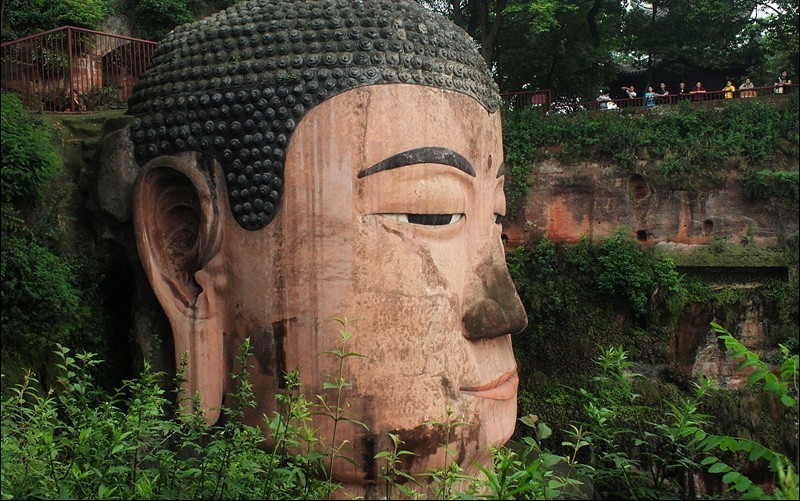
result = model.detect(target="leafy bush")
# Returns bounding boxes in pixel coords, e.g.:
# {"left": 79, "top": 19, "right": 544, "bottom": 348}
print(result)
{"left": 1, "top": 342, "right": 333, "bottom": 500}
{"left": 1, "top": 0, "right": 112, "bottom": 39}
{"left": 563, "top": 339, "right": 798, "bottom": 499}
{"left": 1, "top": 93, "right": 107, "bottom": 387}
{"left": 501, "top": 94, "right": 799, "bottom": 216}
{"left": 1, "top": 93, "right": 62, "bottom": 205}
{"left": 123, "top": 0, "right": 238, "bottom": 41}
{"left": 741, "top": 169, "right": 800, "bottom": 203}
{"left": 2, "top": 332, "right": 797, "bottom": 500}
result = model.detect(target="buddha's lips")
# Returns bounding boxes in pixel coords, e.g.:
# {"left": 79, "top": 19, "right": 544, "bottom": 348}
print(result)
{"left": 460, "top": 368, "right": 519, "bottom": 400}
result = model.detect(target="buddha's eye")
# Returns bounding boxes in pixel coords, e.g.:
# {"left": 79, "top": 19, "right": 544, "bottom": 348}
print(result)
{"left": 381, "top": 213, "right": 463, "bottom": 226}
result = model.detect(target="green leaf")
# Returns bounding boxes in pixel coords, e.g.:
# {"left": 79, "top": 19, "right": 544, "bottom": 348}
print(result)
{"left": 733, "top": 475, "right": 754, "bottom": 492}
{"left": 519, "top": 414, "right": 538, "bottom": 429}
{"left": 537, "top": 422, "right": 552, "bottom": 440}
{"left": 748, "top": 446, "right": 767, "bottom": 461}
{"left": 722, "top": 471, "right": 740, "bottom": 484}
{"left": 746, "top": 369, "right": 768, "bottom": 385}
{"left": 541, "top": 453, "right": 562, "bottom": 468}
{"left": 708, "top": 462, "right": 729, "bottom": 474}
{"left": 721, "top": 437, "right": 741, "bottom": 452}
{"left": 780, "top": 395, "right": 796, "bottom": 407}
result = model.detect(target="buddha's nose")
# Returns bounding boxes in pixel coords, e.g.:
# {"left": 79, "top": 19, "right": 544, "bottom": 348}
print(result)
{"left": 462, "top": 253, "right": 528, "bottom": 340}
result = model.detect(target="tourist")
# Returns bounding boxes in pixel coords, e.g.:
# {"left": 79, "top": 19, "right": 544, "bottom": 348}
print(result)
{"left": 597, "top": 89, "right": 615, "bottom": 109}
{"left": 722, "top": 80, "right": 736, "bottom": 99}
{"left": 678, "top": 81, "right": 690, "bottom": 101}
{"left": 657, "top": 82, "right": 670, "bottom": 104}
{"left": 645, "top": 86, "right": 657, "bottom": 107}
{"left": 690, "top": 81, "right": 707, "bottom": 101}
{"left": 774, "top": 70, "right": 792, "bottom": 94}
{"left": 622, "top": 85, "right": 637, "bottom": 99}
{"left": 739, "top": 77, "right": 756, "bottom": 98}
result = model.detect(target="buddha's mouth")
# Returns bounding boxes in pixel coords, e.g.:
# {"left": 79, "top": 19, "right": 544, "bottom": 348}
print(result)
{"left": 460, "top": 368, "right": 518, "bottom": 401}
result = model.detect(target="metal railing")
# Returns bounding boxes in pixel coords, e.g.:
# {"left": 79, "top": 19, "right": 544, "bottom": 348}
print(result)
{"left": 581, "top": 84, "right": 798, "bottom": 112}
{"left": 500, "top": 89, "right": 551, "bottom": 111}
{"left": 499, "top": 84, "right": 796, "bottom": 114}
{"left": 1, "top": 26, "right": 158, "bottom": 113}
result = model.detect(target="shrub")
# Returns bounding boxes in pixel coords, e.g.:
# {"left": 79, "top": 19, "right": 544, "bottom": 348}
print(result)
{"left": 500, "top": 94, "right": 799, "bottom": 207}
{"left": 0, "top": 342, "right": 334, "bottom": 500}
{"left": 1, "top": 0, "right": 112, "bottom": 39}
{"left": 1, "top": 93, "right": 107, "bottom": 389}
{"left": 1, "top": 93, "right": 62, "bottom": 206}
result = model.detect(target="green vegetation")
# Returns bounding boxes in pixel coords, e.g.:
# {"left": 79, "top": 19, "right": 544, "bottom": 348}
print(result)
{"left": 1, "top": 342, "right": 334, "bottom": 499}
{"left": 1, "top": 94, "right": 62, "bottom": 205}
{"left": 3, "top": 330, "right": 796, "bottom": 499}
{"left": 1, "top": 93, "right": 111, "bottom": 388}
{"left": 123, "top": 0, "right": 237, "bottom": 41}
{"left": 0, "top": 0, "right": 238, "bottom": 41}
{"left": 1, "top": 0, "right": 112, "bottom": 39}
{"left": 502, "top": 94, "right": 800, "bottom": 217}
{"left": 507, "top": 230, "right": 690, "bottom": 385}
{"left": 507, "top": 228, "right": 799, "bottom": 494}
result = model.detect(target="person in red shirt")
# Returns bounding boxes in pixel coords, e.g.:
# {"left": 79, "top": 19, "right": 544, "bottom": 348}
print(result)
{"left": 690, "top": 81, "right": 706, "bottom": 101}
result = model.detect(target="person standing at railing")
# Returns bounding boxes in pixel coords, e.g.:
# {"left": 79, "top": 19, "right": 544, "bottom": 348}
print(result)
{"left": 678, "top": 81, "right": 690, "bottom": 101}
{"left": 690, "top": 81, "right": 706, "bottom": 101}
{"left": 722, "top": 80, "right": 736, "bottom": 99}
{"left": 657, "top": 82, "right": 670, "bottom": 104}
{"left": 597, "top": 89, "right": 615, "bottom": 110}
{"left": 622, "top": 85, "right": 637, "bottom": 106}
{"left": 774, "top": 70, "right": 792, "bottom": 94}
{"left": 739, "top": 78, "right": 756, "bottom": 98}
{"left": 645, "top": 86, "right": 657, "bottom": 107}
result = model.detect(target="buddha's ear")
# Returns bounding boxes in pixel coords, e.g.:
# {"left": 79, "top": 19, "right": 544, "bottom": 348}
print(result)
{"left": 132, "top": 153, "right": 225, "bottom": 424}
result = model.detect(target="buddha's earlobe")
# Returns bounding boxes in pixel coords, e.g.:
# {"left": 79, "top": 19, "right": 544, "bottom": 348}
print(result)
{"left": 133, "top": 153, "right": 225, "bottom": 424}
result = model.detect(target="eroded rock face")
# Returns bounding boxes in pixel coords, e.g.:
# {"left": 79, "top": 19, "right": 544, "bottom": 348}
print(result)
{"left": 504, "top": 159, "right": 798, "bottom": 248}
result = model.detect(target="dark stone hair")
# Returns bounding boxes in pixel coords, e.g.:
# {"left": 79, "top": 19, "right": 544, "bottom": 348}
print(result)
{"left": 128, "top": 0, "right": 500, "bottom": 230}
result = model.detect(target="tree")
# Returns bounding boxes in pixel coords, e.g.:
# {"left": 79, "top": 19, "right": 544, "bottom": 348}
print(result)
{"left": 621, "top": 0, "right": 771, "bottom": 89}
{"left": 750, "top": 0, "right": 799, "bottom": 80}
{"left": 1, "top": 0, "right": 112, "bottom": 41}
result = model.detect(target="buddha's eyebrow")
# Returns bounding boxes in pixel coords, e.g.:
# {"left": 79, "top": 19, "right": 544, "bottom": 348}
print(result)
{"left": 357, "top": 146, "right": 476, "bottom": 178}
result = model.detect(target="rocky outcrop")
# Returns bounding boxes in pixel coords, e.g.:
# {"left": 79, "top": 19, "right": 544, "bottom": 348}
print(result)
{"left": 503, "top": 158, "right": 798, "bottom": 248}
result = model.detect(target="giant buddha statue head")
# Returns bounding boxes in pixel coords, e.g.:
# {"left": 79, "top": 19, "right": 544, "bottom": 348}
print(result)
{"left": 126, "top": 0, "right": 527, "bottom": 496}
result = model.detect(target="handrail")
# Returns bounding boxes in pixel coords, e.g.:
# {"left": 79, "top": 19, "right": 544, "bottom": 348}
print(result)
{"left": 1, "top": 26, "right": 158, "bottom": 113}
{"left": 500, "top": 84, "right": 797, "bottom": 114}
{"left": 500, "top": 89, "right": 551, "bottom": 111}
{"left": 566, "top": 84, "right": 797, "bottom": 113}
{"left": 1, "top": 25, "right": 156, "bottom": 47}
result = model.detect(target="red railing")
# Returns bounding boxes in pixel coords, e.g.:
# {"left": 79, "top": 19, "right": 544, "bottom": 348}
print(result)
{"left": 500, "top": 89, "right": 551, "bottom": 111}
{"left": 1, "top": 26, "right": 158, "bottom": 113}
{"left": 581, "top": 84, "right": 798, "bottom": 112}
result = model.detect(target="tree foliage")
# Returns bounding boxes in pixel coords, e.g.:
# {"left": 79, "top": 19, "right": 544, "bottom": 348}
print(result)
{"left": 2, "top": 0, "right": 797, "bottom": 97}
{"left": 1, "top": 93, "right": 107, "bottom": 381}
{"left": 0, "top": 0, "right": 112, "bottom": 40}
{"left": 417, "top": 0, "right": 797, "bottom": 99}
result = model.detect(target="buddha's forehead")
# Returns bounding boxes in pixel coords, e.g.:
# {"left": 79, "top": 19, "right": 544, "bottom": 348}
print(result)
{"left": 128, "top": 0, "right": 501, "bottom": 230}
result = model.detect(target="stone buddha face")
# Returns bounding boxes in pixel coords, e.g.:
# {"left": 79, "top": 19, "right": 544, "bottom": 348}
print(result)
{"left": 126, "top": 0, "right": 527, "bottom": 496}
{"left": 133, "top": 82, "right": 526, "bottom": 494}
